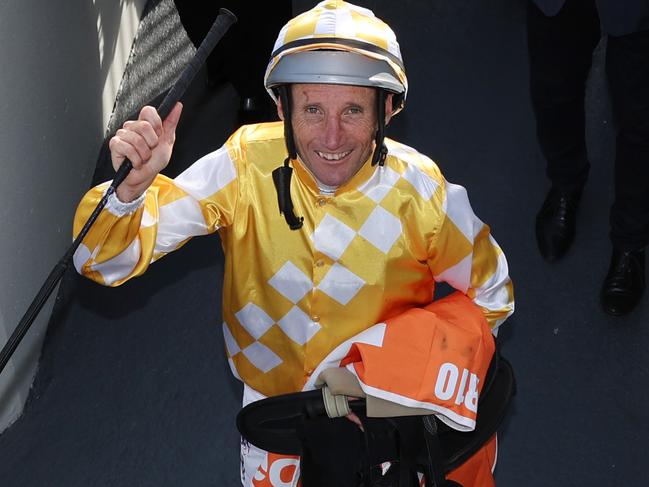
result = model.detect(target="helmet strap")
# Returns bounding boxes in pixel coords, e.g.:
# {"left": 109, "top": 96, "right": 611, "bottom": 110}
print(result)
{"left": 371, "top": 89, "right": 388, "bottom": 167}
{"left": 273, "top": 86, "right": 304, "bottom": 230}
{"left": 279, "top": 85, "right": 298, "bottom": 160}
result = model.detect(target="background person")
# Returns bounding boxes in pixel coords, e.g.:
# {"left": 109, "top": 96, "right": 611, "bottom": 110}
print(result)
{"left": 527, "top": 0, "right": 649, "bottom": 315}
{"left": 173, "top": 0, "right": 292, "bottom": 124}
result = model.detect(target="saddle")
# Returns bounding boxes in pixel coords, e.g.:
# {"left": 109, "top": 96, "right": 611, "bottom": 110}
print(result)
{"left": 237, "top": 348, "right": 516, "bottom": 487}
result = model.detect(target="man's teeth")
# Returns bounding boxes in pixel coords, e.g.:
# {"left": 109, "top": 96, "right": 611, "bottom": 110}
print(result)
{"left": 316, "top": 150, "right": 351, "bottom": 161}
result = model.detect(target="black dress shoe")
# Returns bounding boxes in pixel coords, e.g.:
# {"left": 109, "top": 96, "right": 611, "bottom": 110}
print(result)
{"left": 600, "top": 249, "right": 646, "bottom": 316}
{"left": 535, "top": 188, "right": 581, "bottom": 262}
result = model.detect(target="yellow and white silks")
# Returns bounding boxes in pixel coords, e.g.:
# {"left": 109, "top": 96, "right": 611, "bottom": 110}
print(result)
{"left": 74, "top": 121, "right": 513, "bottom": 398}
{"left": 74, "top": 121, "right": 513, "bottom": 485}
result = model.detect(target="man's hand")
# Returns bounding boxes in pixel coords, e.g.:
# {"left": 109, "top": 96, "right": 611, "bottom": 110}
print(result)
{"left": 346, "top": 411, "right": 364, "bottom": 431}
{"left": 108, "top": 102, "right": 183, "bottom": 202}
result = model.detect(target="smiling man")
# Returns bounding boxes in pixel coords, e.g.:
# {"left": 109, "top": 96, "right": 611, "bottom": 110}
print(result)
{"left": 73, "top": 1, "right": 514, "bottom": 486}
{"left": 280, "top": 83, "right": 390, "bottom": 188}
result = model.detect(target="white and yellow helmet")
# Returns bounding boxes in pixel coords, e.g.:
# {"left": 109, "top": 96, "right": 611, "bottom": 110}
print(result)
{"left": 267, "top": 1, "right": 408, "bottom": 231}
{"left": 264, "top": 0, "right": 408, "bottom": 114}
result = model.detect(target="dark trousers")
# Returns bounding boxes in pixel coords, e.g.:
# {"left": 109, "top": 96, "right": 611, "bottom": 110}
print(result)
{"left": 174, "top": 1, "right": 292, "bottom": 99}
{"left": 527, "top": 0, "right": 649, "bottom": 250}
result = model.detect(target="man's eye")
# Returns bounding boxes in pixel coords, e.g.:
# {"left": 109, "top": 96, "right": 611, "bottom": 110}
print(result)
{"left": 306, "top": 107, "right": 319, "bottom": 114}
{"left": 347, "top": 107, "right": 362, "bottom": 115}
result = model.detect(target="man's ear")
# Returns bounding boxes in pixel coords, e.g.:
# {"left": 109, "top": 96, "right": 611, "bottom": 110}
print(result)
{"left": 276, "top": 95, "right": 285, "bottom": 121}
{"left": 384, "top": 93, "right": 395, "bottom": 125}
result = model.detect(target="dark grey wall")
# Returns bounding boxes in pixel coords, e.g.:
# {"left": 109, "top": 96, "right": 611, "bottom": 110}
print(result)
{"left": 0, "top": 0, "right": 144, "bottom": 432}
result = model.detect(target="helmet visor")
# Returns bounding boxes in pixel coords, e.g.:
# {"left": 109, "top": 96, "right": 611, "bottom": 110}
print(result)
{"left": 266, "top": 50, "right": 404, "bottom": 94}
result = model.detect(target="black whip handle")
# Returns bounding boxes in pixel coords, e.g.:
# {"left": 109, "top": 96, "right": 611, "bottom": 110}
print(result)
{"left": 111, "top": 8, "right": 237, "bottom": 190}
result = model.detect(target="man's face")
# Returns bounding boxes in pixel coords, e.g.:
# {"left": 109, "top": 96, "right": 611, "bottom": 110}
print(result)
{"left": 278, "top": 83, "right": 392, "bottom": 187}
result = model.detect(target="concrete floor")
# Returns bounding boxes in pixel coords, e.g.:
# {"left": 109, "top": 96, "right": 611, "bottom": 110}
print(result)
{"left": 0, "top": 1, "right": 647, "bottom": 486}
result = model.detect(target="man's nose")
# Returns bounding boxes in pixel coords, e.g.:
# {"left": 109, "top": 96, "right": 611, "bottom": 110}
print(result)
{"left": 323, "top": 115, "right": 343, "bottom": 149}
